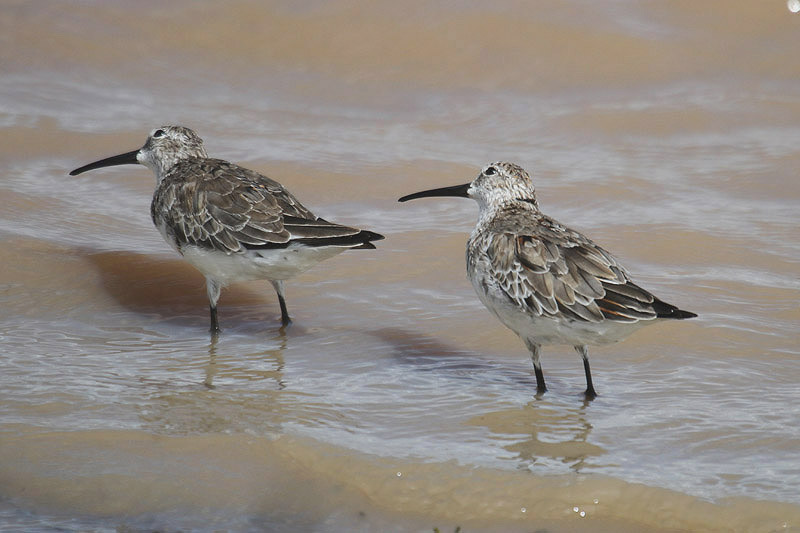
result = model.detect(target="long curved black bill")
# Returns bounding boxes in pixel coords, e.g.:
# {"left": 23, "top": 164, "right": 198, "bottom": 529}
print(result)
{"left": 398, "top": 183, "right": 471, "bottom": 202}
{"left": 69, "top": 149, "right": 140, "bottom": 176}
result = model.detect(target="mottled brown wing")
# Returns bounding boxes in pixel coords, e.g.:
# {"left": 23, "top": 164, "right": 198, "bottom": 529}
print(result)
{"left": 485, "top": 209, "right": 659, "bottom": 323}
{"left": 151, "top": 158, "right": 380, "bottom": 254}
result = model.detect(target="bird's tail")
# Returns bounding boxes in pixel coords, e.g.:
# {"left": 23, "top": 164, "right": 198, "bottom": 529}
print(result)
{"left": 350, "top": 230, "right": 384, "bottom": 249}
{"left": 653, "top": 298, "right": 697, "bottom": 319}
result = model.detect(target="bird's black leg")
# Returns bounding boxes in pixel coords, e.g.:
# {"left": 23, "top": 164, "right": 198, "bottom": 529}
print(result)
{"left": 277, "top": 294, "right": 291, "bottom": 327}
{"left": 534, "top": 363, "right": 547, "bottom": 395}
{"left": 206, "top": 277, "right": 223, "bottom": 334}
{"left": 209, "top": 305, "right": 220, "bottom": 335}
{"left": 271, "top": 280, "right": 292, "bottom": 327}
{"left": 575, "top": 345, "right": 597, "bottom": 400}
{"left": 525, "top": 339, "right": 547, "bottom": 395}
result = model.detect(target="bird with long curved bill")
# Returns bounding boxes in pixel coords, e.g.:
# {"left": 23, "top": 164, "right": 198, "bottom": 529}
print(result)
{"left": 71, "top": 126, "right": 383, "bottom": 333}
{"left": 399, "top": 162, "right": 696, "bottom": 399}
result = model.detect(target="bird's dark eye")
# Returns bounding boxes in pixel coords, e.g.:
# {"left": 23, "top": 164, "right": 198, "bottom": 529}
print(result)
{"left": 485, "top": 166, "right": 497, "bottom": 176}
{"left": 153, "top": 129, "right": 165, "bottom": 138}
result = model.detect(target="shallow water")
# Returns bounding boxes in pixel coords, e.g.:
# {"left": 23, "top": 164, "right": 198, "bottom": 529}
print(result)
{"left": 1, "top": 1, "right": 799, "bottom": 531}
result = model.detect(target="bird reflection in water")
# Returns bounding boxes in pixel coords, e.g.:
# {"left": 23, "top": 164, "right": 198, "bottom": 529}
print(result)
{"left": 468, "top": 400, "right": 605, "bottom": 473}
{"left": 204, "top": 329, "right": 288, "bottom": 390}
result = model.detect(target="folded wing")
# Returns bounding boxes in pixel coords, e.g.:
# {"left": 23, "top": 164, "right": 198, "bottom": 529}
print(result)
{"left": 484, "top": 209, "right": 662, "bottom": 324}
{"left": 152, "top": 158, "right": 383, "bottom": 254}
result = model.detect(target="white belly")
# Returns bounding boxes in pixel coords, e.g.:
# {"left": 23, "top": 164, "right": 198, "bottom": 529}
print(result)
{"left": 490, "top": 296, "right": 648, "bottom": 346}
{"left": 179, "top": 244, "right": 347, "bottom": 286}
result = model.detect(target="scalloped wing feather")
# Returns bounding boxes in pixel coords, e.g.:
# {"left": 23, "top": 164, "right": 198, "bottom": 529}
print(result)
{"left": 151, "top": 158, "right": 372, "bottom": 255}
{"left": 481, "top": 209, "right": 659, "bottom": 324}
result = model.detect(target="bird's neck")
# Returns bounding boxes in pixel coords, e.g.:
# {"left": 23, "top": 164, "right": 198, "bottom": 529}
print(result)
{"left": 476, "top": 196, "right": 538, "bottom": 225}
{"left": 151, "top": 156, "right": 201, "bottom": 185}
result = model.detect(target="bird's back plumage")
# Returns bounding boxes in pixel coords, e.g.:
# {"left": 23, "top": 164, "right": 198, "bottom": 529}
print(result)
{"left": 469, "top": 202, "right": 695, "bottom": 330}
{"left": 152, "top": 157, "right": 379, "bottom": 255}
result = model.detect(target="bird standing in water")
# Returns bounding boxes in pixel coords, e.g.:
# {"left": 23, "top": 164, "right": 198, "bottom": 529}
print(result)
{"left": 71, "top": 126, "right": 383, "bottom": 333}
{"left": 399, "top": 162, "right": 695, "bottom": 399}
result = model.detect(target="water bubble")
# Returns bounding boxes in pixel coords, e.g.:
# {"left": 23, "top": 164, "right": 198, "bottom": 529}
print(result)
{"left": 789, "top": 0, "right": 800, "bottom": 13}
{"left": 520, "top": 507, "right": 526, "bottom": 513}
{"left": 573, "top": 506, "right": 579, "bottom": 513}
{"left": 593, "top": 499, "right": 599, "bottom": 505}
{"left": 396, "top": 471, "right": 402, "bottom": 477}
{"left": 580, "top": 511, "right": 586, "bottom": 518}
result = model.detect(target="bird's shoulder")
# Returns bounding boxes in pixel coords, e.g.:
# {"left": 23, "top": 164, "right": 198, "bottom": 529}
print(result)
{"left": 158, "top": 158, "right": 316, "bottom": 219}
{"left": 486, "top": 207, "right": 622, "bottom": 274}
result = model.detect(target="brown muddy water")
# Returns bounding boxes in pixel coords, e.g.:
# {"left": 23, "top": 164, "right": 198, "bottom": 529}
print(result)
{"left": 1, "top": 1, "right": 799, "bottom": 532}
